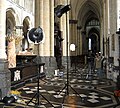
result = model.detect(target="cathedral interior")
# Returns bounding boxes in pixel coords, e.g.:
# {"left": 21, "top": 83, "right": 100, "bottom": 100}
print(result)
{"left": 0, "top": 0, "right": 120, "bottom": 107}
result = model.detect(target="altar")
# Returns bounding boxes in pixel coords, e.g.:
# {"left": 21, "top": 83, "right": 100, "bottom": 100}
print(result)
{"left": 6, "top": 34, "right": 46, "bottom": 88}
{"left": 9, "top": 54, "right": 45, "bottom": 88}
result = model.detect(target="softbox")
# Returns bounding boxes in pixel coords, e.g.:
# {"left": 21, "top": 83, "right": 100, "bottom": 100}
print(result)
{"left": 55, "top": 4, "right": 71, "bottom": 18}
{"left": 28, "top": 26, "right": 44, "bottom": 44}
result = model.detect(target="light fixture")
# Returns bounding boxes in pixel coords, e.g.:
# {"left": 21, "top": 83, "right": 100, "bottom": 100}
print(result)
{"left": 116, "top": 28, "right": 120, "bottom": 34}
{"left": 55, "top": 4, "right": 71, "bottom": 18}
{"left": 27, "top": 26, "right": 45, "bottom": 44}
{"left": 54, "top": 3, "right": 82, "bottom": 105}
{"left": 27, "top": 26, "right": 53, "bottom": 107}
{"left": 70, "top": 44, "right": 75, "bottom": 51}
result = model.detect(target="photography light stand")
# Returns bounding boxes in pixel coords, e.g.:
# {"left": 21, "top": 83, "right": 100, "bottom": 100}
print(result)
{"left": 55, "top": 5, "right": 83, "bottom": 106}
{"left": 26, "top": 27, "right": 54, "bottom": 107}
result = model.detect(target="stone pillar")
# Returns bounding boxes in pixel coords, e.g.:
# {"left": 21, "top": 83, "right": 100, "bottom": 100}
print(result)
{"left": 77, "top": 26, "right": 82, "bottom": 55}
{"left": 0, "top": 1, "right": 6, "bottom": 59}
{"left": 69, "top": 20, "right": 77, "bottom": 54}
{"left": 43, "top": 0, "right": 50, "bottom": 56}
{"left": 35, "top": 0, "right": 44, "bottom": 57}
{"left": 69, "top": 20, "right": 78, "bottom": 66}
{"left": 41, "top": 0, "right": 56, "bottom": 76}
{"left": 42, "top": 0, "right": 50, "bottom": 76}
{"left": 74, "top": 24, "right": 77, "bottom": 54}
{"left": 0, "top": 0, "right": 11, "bottom": 98}
{"left": 50, "top": 0, "right": 54, "bottom": 56}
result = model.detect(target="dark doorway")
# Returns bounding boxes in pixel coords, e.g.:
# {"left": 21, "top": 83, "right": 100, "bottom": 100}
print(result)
{"left": 88, "top": 28, "right": 100, "bottom": 55}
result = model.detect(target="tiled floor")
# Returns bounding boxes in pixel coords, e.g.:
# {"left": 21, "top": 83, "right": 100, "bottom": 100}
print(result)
{"left": 1, "top": 67, "right": 119, "bottom": 108}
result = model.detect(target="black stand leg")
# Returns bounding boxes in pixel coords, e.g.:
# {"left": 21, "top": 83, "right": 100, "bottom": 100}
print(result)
{"left": 56, "top": 11, "right": 84, "bottom": 107}
{"left": 26, "top": 65, "right": 54, "bottom": 107}
{"left": 113, "top": 103, "right": 120, "bottom": 108}
{"left": 26, "top": 43, "right": 54, "bottom": 107}
{"left": 61, "top": 89, "right": 67, "bottom": 107}
{"left": 57, "top": 83, "right": 83, "bottom": 107}
{"left": 58, "top": 83, "right": 82, "bottom": 97}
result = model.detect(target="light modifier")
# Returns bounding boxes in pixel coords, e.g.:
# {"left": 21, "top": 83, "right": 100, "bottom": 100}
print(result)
{"left": 28, "top": 26, "right": 44, "bottom": 44}
{"left": 55, "top": 4, "right": 71, "bottom": 18}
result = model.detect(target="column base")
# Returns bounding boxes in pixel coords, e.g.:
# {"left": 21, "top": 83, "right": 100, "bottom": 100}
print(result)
{"left": 40, "top": 56, "right": 57, "bottom": 77}
{"left": 0, "top": 59, "right": 11, "bottom": 99}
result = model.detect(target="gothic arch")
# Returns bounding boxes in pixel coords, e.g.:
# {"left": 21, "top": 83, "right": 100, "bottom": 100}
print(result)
{"left": 22, "top": 16, "right": 31, "bottom": 51}
{"left": 88, "top": 28, "right": 100, "bottom": 54}
{"left": 23, "top": 16, "right": 31, "bottom": 38}
{"left": 74, "top": 0, "right": 102, "bottom": 56}
{"left": 6, "top": 8, "right": 20, "bottom": 34}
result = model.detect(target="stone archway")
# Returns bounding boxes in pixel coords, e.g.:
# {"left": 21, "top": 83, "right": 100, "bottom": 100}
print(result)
{"left": 22, "top": 17, "right": 30, "bottom": 51}
{"left": 70, "top": 0, "right": 103, "bottom": 56}
{"left": 6, "top": 8, "right": 16, "bottom": 34}
{"left": 6, "top": 8, "right": 16, "bottom": 68}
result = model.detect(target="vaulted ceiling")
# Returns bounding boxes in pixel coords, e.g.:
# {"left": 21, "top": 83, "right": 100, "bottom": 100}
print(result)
{"left": 70, "top": 0, "right": 103, "bottom": 28}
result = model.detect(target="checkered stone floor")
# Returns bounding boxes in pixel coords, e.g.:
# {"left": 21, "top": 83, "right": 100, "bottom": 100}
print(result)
{"left": 16, "top": 76, "right": 116, "bottom": 108}
{"left": 9, "top": 68, "right": 117, "bottom": 108}
{"left": 0, "top": 66, "right": 117, "bottom": 108}
{"left": 18, "top": 85, "right": 114, "bottom": 108}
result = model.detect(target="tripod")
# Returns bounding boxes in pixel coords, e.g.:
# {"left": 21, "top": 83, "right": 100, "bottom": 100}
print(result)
{"left": 26, "top": 44, "right": 54, "bottom": 107}
{"left": 57, "top": 11, "right": 83, "bottom": 106}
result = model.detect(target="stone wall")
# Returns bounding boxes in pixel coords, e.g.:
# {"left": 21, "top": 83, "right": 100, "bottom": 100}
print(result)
{"left": 0, "top": 59, "right": 11, "bottom": 98}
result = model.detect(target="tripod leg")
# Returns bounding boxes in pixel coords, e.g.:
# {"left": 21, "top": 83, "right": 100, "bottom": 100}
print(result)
{"left": 27, "top": 92, "right": 37, "bottom": 105}
{"left": 61, "top": 89, "right": 67, "bottom": 107}
{"left": 69, "top": 85, "right": 82, "bottom": 99}
{"left": 57, "top": 84, "right": 66, "bottom": 95}
{"left": 113, "top": 103, "right": 120, "bottom": 108}
{"left": 39, "top": 93, "right": 54, "bottom": 107}
{"left": 41, "top": 79, "right": 47, "bottom": 84}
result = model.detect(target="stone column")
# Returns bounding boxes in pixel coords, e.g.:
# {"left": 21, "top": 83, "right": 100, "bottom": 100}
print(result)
{"left": 42, "top": 0, "right": 57, "bottom": 76}
{"left": 35, "top": 0, "right": 57, "bottom": 77}
{"left": 50, "top": 0, "right": 54, "bottom": 56}
{"left": 0, "top": 1, "right": 6, "bottom": 59}
{"left": 35, "top": 0, "right": 44, "bottom": 57}
{"left": 43, "top": 0, "right": 50, "bottom": 56}
{"left": 69, "top": 20, "right": 78, "bottom": 61}
{"left": 0, "top": 0, "right": 11, "bottom": 98}
{"left": 77, "top": 26, "right": 82, "bottom": 55}
{"left": 34, "top": 0, "right": 44, "bottom": 67}
{"left": 70, "top": 20, "right": 77, "bottom": 55}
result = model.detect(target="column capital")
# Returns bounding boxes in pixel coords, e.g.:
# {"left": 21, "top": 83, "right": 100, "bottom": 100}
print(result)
{"left": 69, "top": 20, "right": 78, "bottom": 24}
{"left": 77, "top": 26, "right": 82, "bottom": 30}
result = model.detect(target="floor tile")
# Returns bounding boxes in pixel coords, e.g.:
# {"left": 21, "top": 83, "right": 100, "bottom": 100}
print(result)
{"left": 5, "top": 66, "right": 117, "bottom": 108}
